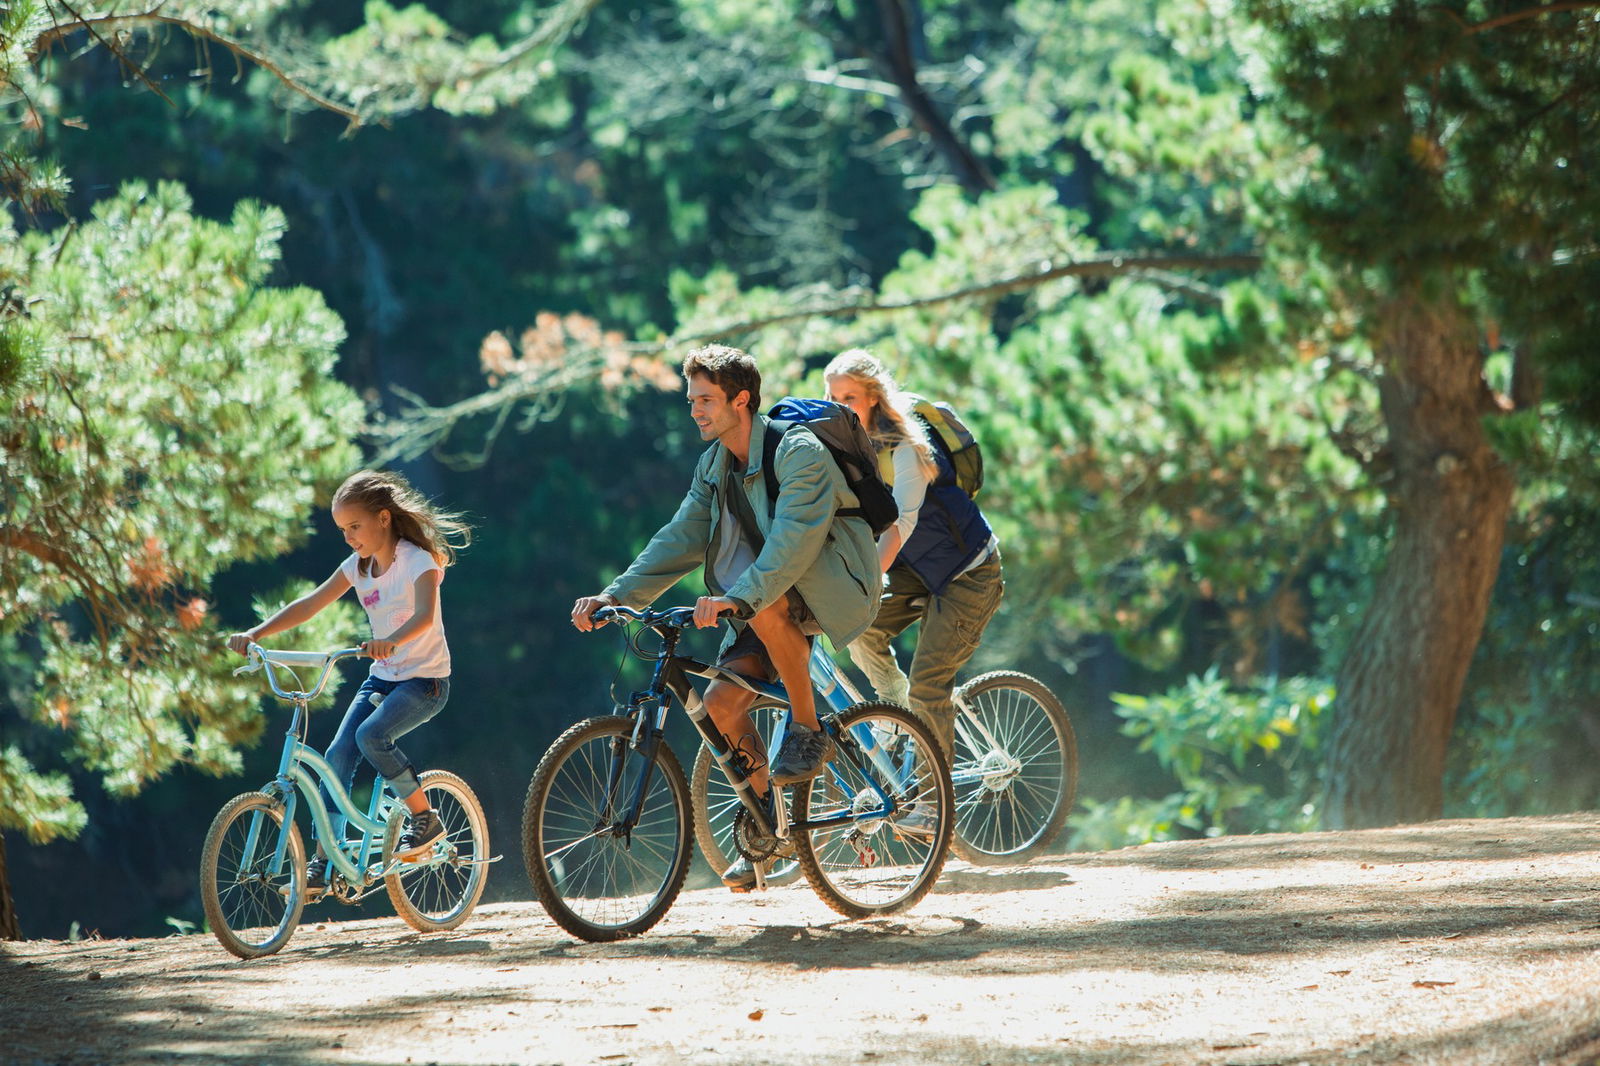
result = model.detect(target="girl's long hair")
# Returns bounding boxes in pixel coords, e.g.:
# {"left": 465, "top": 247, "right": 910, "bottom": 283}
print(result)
{"left": 333, "top": 471, "right": 472, "bottom": 573}
{"left": 823, "top": 349, "right": 937, "bottom": 478}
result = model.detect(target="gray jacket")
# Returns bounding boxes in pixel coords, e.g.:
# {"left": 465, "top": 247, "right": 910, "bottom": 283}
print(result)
{"left": 604, "top": 414, "right": 880, "bottom": 648}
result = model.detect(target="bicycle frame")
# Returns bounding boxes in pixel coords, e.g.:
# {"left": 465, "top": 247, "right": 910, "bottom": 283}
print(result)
{"left": 596, "top": 609, "right": 913, "bottom": 846}
{"left": 238, "top": 646, "right": 401, "bottom": 892}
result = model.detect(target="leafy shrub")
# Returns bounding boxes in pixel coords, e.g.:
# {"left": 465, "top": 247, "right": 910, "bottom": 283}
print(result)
{"left": 1068, "top": 669, "right": 1333, "bottom": 850}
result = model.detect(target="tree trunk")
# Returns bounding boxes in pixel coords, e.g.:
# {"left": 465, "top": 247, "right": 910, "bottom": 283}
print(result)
{"left": 0, "top": 832, "right": 21, "bottom": 940}
{"left": 1322, "top": 297, "right": 1515, "bottom": 828}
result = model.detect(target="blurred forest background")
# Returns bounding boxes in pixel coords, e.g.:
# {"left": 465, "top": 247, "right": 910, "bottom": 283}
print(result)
{"left": 2, "top": 0, "right": 1597, "bottom": 939}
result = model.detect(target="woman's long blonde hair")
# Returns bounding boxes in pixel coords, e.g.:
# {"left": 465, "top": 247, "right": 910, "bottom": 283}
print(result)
{"left": 823, "top": 349, "right": 937, "bottom": 479}
{"left": 333, "top": 470, "right": 472, "bottom": 573}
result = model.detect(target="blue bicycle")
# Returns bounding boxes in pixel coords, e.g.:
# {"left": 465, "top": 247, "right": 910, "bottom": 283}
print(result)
{"left": 521, "top": 605, "right": 954, "bottom": 942}
{"left": 200, "top": 645, "right": 491, "bottom": 958}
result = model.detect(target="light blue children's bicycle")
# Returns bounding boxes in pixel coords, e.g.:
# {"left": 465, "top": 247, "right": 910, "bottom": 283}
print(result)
{"left": 200, "top": 645, "right": 491, "bottom": 959}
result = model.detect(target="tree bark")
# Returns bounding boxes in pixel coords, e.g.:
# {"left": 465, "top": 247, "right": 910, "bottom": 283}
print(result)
{"left": 0, "top": 832, "right": 21, "bottom": 940}
{"left": 1323, "top": 297, "right": 1515, "bottom": 828}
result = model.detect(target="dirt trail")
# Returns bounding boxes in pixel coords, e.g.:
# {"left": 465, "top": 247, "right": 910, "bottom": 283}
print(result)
{"left": 6, "top": 814, "right": 1600, "bottom": 1066}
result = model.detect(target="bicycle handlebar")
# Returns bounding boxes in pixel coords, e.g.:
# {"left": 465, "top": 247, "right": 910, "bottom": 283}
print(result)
{"left": 591, "top": 604, "right": 700, "bottom": 630}
{"left": 236, "top": 643, "right": 366, "bottom": 702}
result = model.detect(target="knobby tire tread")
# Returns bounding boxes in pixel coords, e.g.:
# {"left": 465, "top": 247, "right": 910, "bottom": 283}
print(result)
{"left": 385, "top": 769, "right": 490, "bottom": 932}
{"left": 792, "top": 702, "right": 954, "bottom": 919}
{"left": 522, "top": 715, "right": 692, "bottom": 942}
{"left": 200, "top": 791, "right": 306, "bottom": 959}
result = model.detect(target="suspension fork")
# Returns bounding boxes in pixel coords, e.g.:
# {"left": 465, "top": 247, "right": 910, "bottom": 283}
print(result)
{"left": 606, "top": 658, "right": 677, "bottom": 836}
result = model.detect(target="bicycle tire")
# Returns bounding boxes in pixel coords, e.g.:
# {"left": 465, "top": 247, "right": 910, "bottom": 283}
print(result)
{"left": 200, "top": 791, "right": 306, "bottom": 959}
{"left": 689, "top": 698, "right": 803, "bottom": 888}
{"left": 792, "top": 702, "right": 954, "bottom": 918}
{"left": 522, "top": 715, "right": 692, "bottom": 942}
{"left": 384, "top": 770, "right": 490, "bottom": 932}
{"left": 949, "top": 670, "right": 1078, "bottom": 865}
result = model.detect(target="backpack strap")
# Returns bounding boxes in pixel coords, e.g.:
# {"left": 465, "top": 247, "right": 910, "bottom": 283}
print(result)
{"left": 914, "top": 411, "right": 958, "bottom": 484}
{"left": 877, "top": 447, "right": 896, "bottom": 486}
{"left": 760, "top": 420, "right": 787, "bottom": 518}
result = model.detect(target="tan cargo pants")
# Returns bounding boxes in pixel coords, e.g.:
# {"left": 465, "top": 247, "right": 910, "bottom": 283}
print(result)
{"left": 846, "top": 548, "right": 1004, "bottom": 757}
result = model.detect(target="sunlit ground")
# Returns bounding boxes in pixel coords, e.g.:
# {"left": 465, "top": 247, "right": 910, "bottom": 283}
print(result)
{"left": 5, "top": 813, "right": 1600, "bottom": 1065}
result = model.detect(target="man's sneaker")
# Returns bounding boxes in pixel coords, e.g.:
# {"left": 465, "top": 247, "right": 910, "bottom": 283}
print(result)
{"left": 395, "top": 809, "right": 445, "bottom": 860}
{"left": 769, "top": 723, "right": 836, "bottom": 785}
{"left": 305, "top": 856, "right": 329, "bottom": 898}
{"left": 721, "top": 856, "right": 759, "bottom": 891}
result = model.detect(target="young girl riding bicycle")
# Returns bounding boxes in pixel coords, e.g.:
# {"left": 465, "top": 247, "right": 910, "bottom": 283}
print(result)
{"left": 227, "top": 470, "right": 470, "bottom": 895}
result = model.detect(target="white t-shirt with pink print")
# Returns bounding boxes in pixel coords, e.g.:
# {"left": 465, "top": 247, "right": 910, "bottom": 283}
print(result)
{"left": 340, "top": 538, "right": 452, "bottom": 682}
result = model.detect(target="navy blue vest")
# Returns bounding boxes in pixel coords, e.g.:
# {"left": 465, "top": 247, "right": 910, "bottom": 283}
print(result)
{"left": 893, "top": 445, "right": 992, "bottom": 596}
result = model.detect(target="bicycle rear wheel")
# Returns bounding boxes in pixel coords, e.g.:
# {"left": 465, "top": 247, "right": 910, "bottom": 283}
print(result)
{"left": 792, "top": 702, "right": 953, "bottom": 918}
{"left": 522, "top": 715, "right": 692, "bottom": 942}
{"left": 690, "top": 698, "right": 803, "bottom": 888}
{"left": 200, "top": 791, "right": 306, "bottom": 959}
{"left": 384, "top": 770, "right": 490, "bottom": 931}
{"left": 950, "top": 670, "right": 1078, "bottom": 864}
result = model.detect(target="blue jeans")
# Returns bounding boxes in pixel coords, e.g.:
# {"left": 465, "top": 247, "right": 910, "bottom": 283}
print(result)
{"left": 316, "top": 674, "right": 449, "bottom": 848}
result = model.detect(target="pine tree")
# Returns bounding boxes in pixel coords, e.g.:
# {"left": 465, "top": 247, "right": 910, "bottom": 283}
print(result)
{"left": 0, "top": 183, "right": 362, "bottom": 933}
{"left": 1246, "top": 0, "right": 1600, "bottom": 825}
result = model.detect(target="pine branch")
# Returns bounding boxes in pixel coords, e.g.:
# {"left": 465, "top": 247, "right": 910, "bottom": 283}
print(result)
{"left": 40, "top": 0, "right": 172, "bottom": 106}
{"left": 1428, "top": 1, "right": 1600, "bottom": 34}
{"left": 872, "top": 0, "right": 996, "bottom": 195}
{"left": 28, "top": 8, "right": 362, "bottom": 126}
{"left": 683, "top": 252, "right": 1261, "bottom": 340}
{"left": 370, "top": 250, "right": 1262, "bottom": 463}
{"left": 450, "top": 0, "right": 604, "bottom": 82}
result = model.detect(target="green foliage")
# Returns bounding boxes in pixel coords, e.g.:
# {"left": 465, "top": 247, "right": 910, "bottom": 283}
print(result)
{"left": 5, "top": 0, "right": 1599, "bottom": 935}
{"left": 0, "top": 181, "right": 361, "bottom": 841}
{"left": 1243, "top": 0, "right": 1600, "bottom": 412}
{"left": 973, "top": 278, "right": 1377, "bottom": 668}
{"left": 1070, "top": 670, "right": 1333, "bottom": 850}
{"left": 0, "top": 745, "right": 85, "bottom": 843}
{"left": 317, "top": 0, "right": 580, "bottom": 117}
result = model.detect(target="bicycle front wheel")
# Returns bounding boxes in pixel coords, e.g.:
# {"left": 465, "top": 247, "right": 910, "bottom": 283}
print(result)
{"left": 522, "top": 715, "right": 692, "bottom": 942}
{"left": 690, "top": 698, "right": 803, "bottom": 888}
{"left": 200, "top": 791, "right": 306, "bottom": 959}
{"left": 793, "top": 702, "right": 953, "bottom": 918}
{"left": 950, "top": 670, "right": 1079, "bottom": 864}
{"left": 384, "top": 770, "right": 490, "bottom": 932}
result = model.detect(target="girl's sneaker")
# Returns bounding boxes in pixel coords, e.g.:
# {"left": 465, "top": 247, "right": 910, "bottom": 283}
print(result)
{"left": 721, "top": 856, "right": 759, "bottom": 891}
{"left": 396, "top": 809, "right": 444, "bottom": 859}
{"left": 305, "top": 856, "right": 329, "bottom": 898}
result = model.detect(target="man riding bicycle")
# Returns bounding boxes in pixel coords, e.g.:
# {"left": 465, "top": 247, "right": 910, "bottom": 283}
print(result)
{"left": 571, "top": 344, "right": 880, "bottom": 890}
